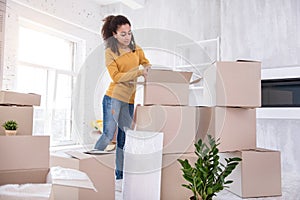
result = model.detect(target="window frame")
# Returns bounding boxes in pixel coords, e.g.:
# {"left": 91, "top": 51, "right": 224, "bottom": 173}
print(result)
{"left": 17, "top": 19, "right": 81, "bottom": 146}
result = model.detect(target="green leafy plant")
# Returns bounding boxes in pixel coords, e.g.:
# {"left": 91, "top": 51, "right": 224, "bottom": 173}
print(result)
{"left": 178, "top": 135, "right": 242, "bottom": 200}
{"left": 2, "top": 120, "right": 18, "bottom": 130}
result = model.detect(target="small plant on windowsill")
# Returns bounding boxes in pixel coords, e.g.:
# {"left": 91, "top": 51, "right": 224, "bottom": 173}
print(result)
{"left": 178, "top": 135, "right": 242, "bottom": 200}
{"left": 2, "top": 120, "right": 18, "bottom": 136}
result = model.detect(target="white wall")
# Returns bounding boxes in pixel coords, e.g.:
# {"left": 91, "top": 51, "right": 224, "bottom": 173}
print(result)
{"left": 3, "top": 0, "right": 105, "bottom": 89}
{"left": 221, "top": 0, "right": 300, "bottom": 68}
{"left": 119, "top": 0, "right": 220, "bottom": 42}
{"left": 107, "top": 0, "right": 300, "bottom": 173}
{"left": 109, "top": 0, "right": 300, "bottom": 69}
{"left": 3, "top": 0, "right": 110, "bottom": 146}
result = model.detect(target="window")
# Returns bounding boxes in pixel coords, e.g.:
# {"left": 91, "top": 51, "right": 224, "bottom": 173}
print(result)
{"left": 17, "top": 25, "right": 77, "bottom": 146}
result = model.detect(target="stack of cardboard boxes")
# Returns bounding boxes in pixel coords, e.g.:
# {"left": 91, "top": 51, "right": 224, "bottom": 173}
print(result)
{"left": 201, "top": 61, "right": 282, "bottom": 198}
{"left": 0, "top": 91, "right": 96, "bottom": 199}
{"left": 50, "top": 61, "right": 281, "bottom": 199}
{"left": 135, "top": 69, "right": 204, "bottom": 199}
{"left": 135, "top": 61, "right": 281, "bottom": 199}
{"left": 0, "top": 91, "right": 51, "bottom": 188}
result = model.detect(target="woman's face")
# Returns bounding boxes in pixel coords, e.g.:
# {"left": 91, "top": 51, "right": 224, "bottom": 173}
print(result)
{"left": 114, "top": 24, "right": 132, "bottom": 47}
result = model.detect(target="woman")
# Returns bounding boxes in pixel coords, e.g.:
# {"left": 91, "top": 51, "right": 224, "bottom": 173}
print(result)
{"left": 94, "top": 15, "right": 150, "bottom": 190}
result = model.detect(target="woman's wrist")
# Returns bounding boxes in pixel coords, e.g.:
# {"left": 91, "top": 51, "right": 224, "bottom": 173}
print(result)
{"left": 138, "top": 70, "right": 144, "bottom": 76}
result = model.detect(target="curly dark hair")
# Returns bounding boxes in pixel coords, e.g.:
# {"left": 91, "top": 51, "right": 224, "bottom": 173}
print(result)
{"left": 101, "top": 15, "right": 136, "bottom": 55}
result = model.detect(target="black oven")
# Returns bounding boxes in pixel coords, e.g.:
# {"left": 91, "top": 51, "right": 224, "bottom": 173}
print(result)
{"left": 262, "top": 78, "right": 300, "bottom": 107}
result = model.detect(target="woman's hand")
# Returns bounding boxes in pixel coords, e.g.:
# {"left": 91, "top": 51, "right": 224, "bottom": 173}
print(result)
{"left": 142, "top": 66, "right": 151, "bottom": 79}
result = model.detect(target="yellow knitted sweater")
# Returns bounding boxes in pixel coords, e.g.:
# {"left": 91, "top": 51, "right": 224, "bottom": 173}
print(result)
{"left": 105, "top": 45, "right": 150, "bottom": 104}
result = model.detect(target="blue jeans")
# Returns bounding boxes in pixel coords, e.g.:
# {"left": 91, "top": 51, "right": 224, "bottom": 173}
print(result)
{"left": 94, "top": 95, "right": 134, "bottom": 180}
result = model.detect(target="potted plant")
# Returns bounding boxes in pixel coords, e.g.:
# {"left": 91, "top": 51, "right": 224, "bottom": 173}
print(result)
{"left": 2, "top": 120, "right": 18, "bottom": 136}
{"left": 178, "top": 135, "right": 242, "bottom": 200}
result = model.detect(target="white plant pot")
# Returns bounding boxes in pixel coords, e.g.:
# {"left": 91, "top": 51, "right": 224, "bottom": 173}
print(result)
{"left": 5, "top": 130, "right": 17, "bottom": 136}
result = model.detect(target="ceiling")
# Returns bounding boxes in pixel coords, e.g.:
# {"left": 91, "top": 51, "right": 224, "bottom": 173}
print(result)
{"left": 91, "top": 0, "right": 121, "bottom": 5}
{"left": 90, "top": 0, "right": 144, "bottom": 9}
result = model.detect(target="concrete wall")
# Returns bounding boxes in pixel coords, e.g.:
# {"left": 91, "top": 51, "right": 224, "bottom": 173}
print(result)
{"left": 119, "top": 0, "right": 220, "bottom": 42}
{"left": 103, "top": 0, "right": 300, "bottom": 173}
{"left": 108, "top": 0, "right": 300, "bottom": 68}
{"left": 221, "top": 0, "right": 300, "bottom": 68}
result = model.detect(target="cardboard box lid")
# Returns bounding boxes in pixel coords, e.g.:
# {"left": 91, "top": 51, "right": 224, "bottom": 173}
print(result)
{"left": 236, "top": 59, "right": 261, "bottom": 63}
{"left": 216, "top": 60, "right": 261, "bottom": 64}
{"left": 221, "top": 148, "right": 280, "bottom": 154}
{"left": 48, "top": 166, "right": 96, "bottom": 191}
{"left": 0, "top": 90, "right": 41, "bottom": 106}
{"left": 238, "top": 148, "right": 279, "bottom": 153}
{"left": 147, "top": 69, "right": 193, "bottom": 83}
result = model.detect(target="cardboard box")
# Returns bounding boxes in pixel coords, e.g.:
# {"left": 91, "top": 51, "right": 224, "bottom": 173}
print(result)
{"left": 0, "top": 167, "right": 96, "bottom": 200}
{"left": 0, "top": 106, "right": 33, "bottom": 135}
{"left": 219, "top": 149, "right": 282, "bottom": 198}
{"left": 161, "top": 153, "right": 197, "bottom": 200}
{"left": 0, "top": 136, "right": 49, "bottom": 171}
{"left": 50, "top": 151, "right": 115, "bottom": 200}
{"left": 196, "top": 107, "right": 256, "bottom": 152}
{"left": 143, "top": 69, "right": 193, "bottom": 106}
{"left": 0, "top": 136, "right": 95, "bottom": 200}
{"left": 0, "top": 168, "right": 49, "bottom": 186}
{"left": 135, "top": 105, "right": 198, "bottom": 153}
{"left": 0, "top": 90, "right": 41, "bottom": 106}
{"left": 203, "top": 61, "right": 261, "bottom": 107}
{"left": 0, "top": 136, "right": 49, "bottom": 196}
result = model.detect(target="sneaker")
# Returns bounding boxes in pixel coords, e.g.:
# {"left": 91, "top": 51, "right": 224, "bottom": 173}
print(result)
{"left": 115, "top": 190, "right": 123, "bottom": 200}
{"left": 115, "top": 179, "right": 123, "bottom": 192}
{"left": 104, "top": 143, "right": 116, "bottom": 152}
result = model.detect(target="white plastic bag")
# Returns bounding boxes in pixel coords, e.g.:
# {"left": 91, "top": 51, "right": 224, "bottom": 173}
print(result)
{"left": 123, "top": 130, "right": 163, "bottom": 200}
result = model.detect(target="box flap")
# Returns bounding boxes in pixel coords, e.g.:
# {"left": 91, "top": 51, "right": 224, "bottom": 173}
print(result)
{"left": 249, "top": 148, "right": 279, "bottom": 153}
{"left": 222, "top": 148, "right": 279, "bottom": 153}
{"left": 52, "top": 179, "right": 96, "bottom": 190}
{"left": 48, "top": 166, "right": 96, "bottom": 191}
{"left": 0, "top": 168, "right": 49, "bottom": 186}
{"left": 236, "top": 59, "right": 261, "bottom": 63}
{"left": 65, "top": 151, "right": 92, "bottom": 160}
{"left": 147, "top": 69, "right": 192, "bottom": 83}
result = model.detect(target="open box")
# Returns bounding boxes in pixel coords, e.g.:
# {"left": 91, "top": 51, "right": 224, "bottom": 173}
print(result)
{"left": 50, "top": 150, "right": 115, "bottom": 200}
{"left": 141, "top": 69, "right": 200, "bottom": 106}
{"left": 0, "top": 166, "right": 96, "bottom": 200}
{"left": 0, "top": 136, "right": 95, "bottom": 199}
